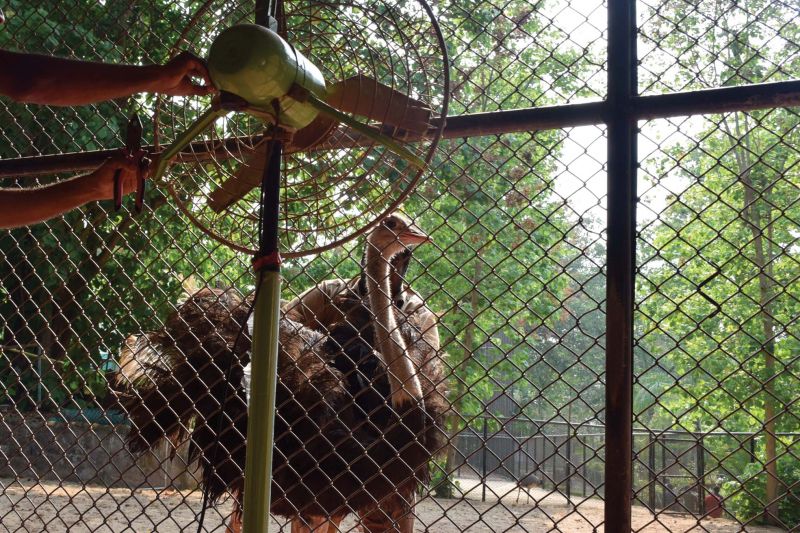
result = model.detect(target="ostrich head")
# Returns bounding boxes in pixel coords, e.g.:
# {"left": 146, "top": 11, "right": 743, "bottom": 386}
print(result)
{"left": 367, "top": 213, "right": 430, "bottom": 260}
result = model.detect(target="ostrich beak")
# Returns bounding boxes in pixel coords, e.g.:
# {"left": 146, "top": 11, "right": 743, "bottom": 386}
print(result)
{"left": 399, "top": 225, "right": 431, "bottom": 245}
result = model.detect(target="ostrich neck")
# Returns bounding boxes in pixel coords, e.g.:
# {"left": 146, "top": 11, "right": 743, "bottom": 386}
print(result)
{"left": 365, "top": 243, "right": 422, "bottom": 406}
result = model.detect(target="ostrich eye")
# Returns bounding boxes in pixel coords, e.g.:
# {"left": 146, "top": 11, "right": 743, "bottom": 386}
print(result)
{"left": 384, "top": 218, "right": 397, "bottom": 229}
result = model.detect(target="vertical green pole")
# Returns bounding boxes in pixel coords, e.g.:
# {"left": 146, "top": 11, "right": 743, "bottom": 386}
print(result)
{"left": 243, "top": 3, "right": 282, "bottom": 528}
{"left": 243, "top": 130, "right": 283, "bottom": 532}
{"left": 243, "top": 268, "right": 281, "bottom": 533}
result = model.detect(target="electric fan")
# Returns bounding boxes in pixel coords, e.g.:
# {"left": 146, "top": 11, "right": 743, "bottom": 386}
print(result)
{"left": 148, "top": 1, "right": 448, "bottom": 531}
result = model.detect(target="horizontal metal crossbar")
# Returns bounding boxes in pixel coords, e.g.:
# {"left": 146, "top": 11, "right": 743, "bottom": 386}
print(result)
{"left": 2, "top": 80, "right": 799, "bottom": 178}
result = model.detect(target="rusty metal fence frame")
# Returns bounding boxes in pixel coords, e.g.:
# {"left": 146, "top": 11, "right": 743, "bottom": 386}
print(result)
{"left": 1, "top": 0, "right": 800, "bottom": 531}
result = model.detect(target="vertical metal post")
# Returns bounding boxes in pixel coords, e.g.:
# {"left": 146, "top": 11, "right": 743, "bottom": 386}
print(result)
{"left": 696, "top": 424, "right": 705, "bottom": 516}
{"left": 539, "top": 436, "right": 544, "bottom": 488}
{"left": 243, "top": 268, "right": 281, "bottom": 533}
{"left": 582, "top": 435, "right": 587, "bottom": 496}
{"left": 565, "top": 425, "right": 572, "bottom": 505}
{"left": 241, "top": 5, "right": 281, "bottom": 532}
{"left": 36, "top": 347, "right": 43, "bottom": 407}
{"left": 605, "top": 0, "right": 637, "bottom": 531}
{"left": 243, "top": 136, "right": 283, "bottom": 533}
{"left": 565, "top": 405, "right": 573, "bottom": 503}
{"left": 482, "top": 417, "right": 488, "bottom": 502}
{"left": 648, "top": 432, "right": 656, "bottom": 513}
{"left": 525, "top": 436, "right": 530, "bottom": 479}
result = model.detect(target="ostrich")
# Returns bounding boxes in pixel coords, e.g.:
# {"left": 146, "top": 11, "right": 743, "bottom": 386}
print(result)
{"left": 285, "top": 247, "right": 439, "bottom": 355}
{"left": 274, "top": 216, "right": 445, "bottom": 531}
{"left": 282, "top": 227, "right": 444, "bottom": 532}
{"left": 284, "top": 245, "right": 419, "bottom": 338}
{"left": 113, "top": 214, "right": 448, "bottom": 532}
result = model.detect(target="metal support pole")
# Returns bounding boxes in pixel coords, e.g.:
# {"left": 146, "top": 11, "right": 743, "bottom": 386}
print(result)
{"left": 582, "top": 435, "right": 587, "bottom": 497}
{"left": 538, "top": 436, "right": 544, "bottom": 488}
{"left": 696, "top": 424, "right": 706, "bottom": 516}
{"left": 524, "top": 437, "right": 530, "bottom": 479}
{"left": 5, "top": 81, "right": 800, "bottom": 179}
{"left": 648, "top": 433, "right": 656, "bottom": 513}
{"left": 482, "top": 417, "right": 488, "bottom": 502}
{"left": 605, "top": 0, "right": 637, "bottom": 530}
{"left": 243, "top": 269, "right": 281, "bottom": 533}
{"left": 565, "top": 424, "right": 572, "bottom": 505}
{"left": 243, "top": 138, "right": 282, "bottom": 533}
{"left": 241, "top": 5, "right": 281, "bottom": 530}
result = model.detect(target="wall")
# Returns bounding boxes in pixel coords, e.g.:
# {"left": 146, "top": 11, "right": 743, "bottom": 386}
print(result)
{"left": 0, "top": 409, "right": 199, "bottom": 490}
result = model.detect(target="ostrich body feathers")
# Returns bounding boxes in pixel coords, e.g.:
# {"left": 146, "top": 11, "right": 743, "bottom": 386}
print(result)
{"left": 115, "top": 287, "right": 448, "bottom": 518}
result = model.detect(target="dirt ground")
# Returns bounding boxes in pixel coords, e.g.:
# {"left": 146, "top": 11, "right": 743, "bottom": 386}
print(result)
{"left": 0, "top": 477, "right": 787, "bottom": 532}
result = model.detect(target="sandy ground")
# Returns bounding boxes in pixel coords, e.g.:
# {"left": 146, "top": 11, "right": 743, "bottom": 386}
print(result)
{"left": 0, "top": 477, "right": 787, "bottom": 533}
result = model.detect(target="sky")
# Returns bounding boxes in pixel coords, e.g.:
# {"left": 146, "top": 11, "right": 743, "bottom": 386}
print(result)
{"left": 543, "top": 0, "right": 706, "bottom": 229}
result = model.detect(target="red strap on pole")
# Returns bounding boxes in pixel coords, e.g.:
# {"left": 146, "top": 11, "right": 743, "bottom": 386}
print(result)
{"left": 252, "top": 251, "right": 281, "bottom": 272}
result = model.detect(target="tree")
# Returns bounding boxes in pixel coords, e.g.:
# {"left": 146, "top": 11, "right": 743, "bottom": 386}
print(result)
{"left": 638, "top": 0, "right": 800, "bottom": 524}
{"left": 0, "top": 1, "right": 252, "bottom": 407}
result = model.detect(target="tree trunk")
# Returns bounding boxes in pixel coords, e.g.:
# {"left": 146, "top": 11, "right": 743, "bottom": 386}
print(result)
{"left": 750, "top": 218, "right": 779, "bottom": 525}
{"left": 1, "top": 249, "right": 33, "bottom": 356}
{"left": 734, "top": 144, "right": 781, "bottom": 525}
{"left": 1, "top": 229, "right": 40, "bottom": 362}
{"left": 718, "top": 11, "right": 793, "bottom": 515}
{"left": 444, "top": 255, "right": 483, "bottom": 477}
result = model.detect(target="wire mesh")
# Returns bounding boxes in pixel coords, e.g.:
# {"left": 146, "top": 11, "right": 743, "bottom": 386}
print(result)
{"left": 0, "top": 0, "right": 799, "bottom": 532}
{"left": 151, "top": 0, "right": 449, "bottom": 257}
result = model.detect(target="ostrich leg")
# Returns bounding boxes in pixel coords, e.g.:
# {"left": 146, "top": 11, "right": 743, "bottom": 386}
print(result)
{"left": 358, "top": 481, "right": 416, "bottom": 533}
{"left": 227, "top": 501, "right": 243, "bottom": 533}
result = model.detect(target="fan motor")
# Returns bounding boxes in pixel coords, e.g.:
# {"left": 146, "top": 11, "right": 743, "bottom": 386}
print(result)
{"left": 208, "top": 23, "right": 327, "bottom": 130}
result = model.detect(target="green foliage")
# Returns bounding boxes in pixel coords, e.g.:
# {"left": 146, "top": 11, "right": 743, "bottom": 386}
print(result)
{"left": 723, "top": 458, "right": 800, "bottom": 528}
{"left": 0, "top": 0, "right": 253, "bottom": 412}
{"left": 0, "top": 0, "right": 603, "bottom": 432}
{"left": 0, "top": 348, "right": 110, "bottom": 411}
{"left": 635, "top": 0, "right": 800, "bottom": 524}
{"left": 427, "top": 456, "right": 461, "bottom": 498}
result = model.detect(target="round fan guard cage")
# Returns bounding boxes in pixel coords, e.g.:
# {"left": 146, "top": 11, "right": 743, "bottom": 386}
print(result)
{"left": 154, "top": 0, "right": 449, "bottom": 258}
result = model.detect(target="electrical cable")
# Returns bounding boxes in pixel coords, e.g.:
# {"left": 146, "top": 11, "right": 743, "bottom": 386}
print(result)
{"left": 196, "top": 127, "right": 280, "bottom": 532}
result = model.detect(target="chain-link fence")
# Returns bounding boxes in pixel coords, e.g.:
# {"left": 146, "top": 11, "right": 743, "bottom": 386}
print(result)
{"left": 1, "top": 0, "right": 799, "bottom": 531}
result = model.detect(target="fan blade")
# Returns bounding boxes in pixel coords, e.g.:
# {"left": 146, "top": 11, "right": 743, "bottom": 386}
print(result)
{"left": 290, "top": 114, "right": 338, "bottom": 151}
{"left": 207, "top": 78, "right": 430, "bottom": 212}
{"left": 326, "top": 75, "right": 432, "bottom": 135}
{"left": 306, "top": 92, "right": 426, "bottom": 169}
{"left": 207, "top": 142, "right": 269, "bottom": 213}
{"left": 206, "top": 115, "right": 340, "bottom": 213}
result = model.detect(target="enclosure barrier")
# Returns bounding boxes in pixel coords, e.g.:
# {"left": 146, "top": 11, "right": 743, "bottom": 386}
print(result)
{"left": 1, "top": 0, "right": 799, "bottom": 531}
